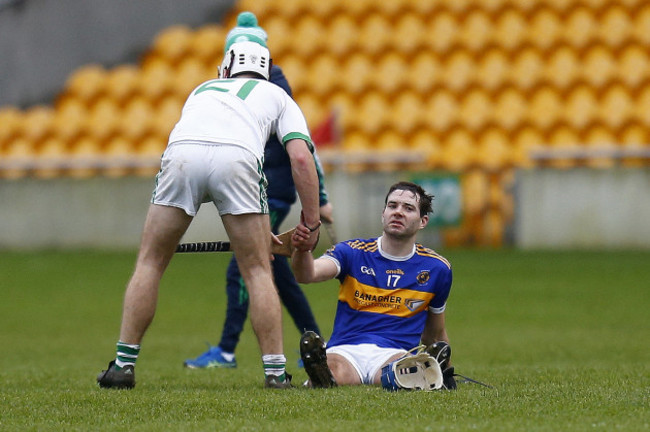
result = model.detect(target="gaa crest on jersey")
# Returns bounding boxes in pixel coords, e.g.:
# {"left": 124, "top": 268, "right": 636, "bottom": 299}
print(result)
{"left": 416, "top": 270, "right": 430, "bottom": 285}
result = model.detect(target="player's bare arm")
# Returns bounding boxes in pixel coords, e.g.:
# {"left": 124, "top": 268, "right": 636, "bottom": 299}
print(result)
{"left": 291, "top": 251, "right": 338, "bottom": 283}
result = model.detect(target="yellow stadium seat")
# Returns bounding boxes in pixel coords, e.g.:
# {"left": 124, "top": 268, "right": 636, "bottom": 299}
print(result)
{"left": 459, "top": 10, "right": 493, "bottom": 53}
{"left": 68, "top": 136, "right": 102, "bottom": 178}
{"left": 563, "top": 85, "right": 598, "bottom": 130}
{"left": 407, "top": 52, "right": 441, "bottom": 94}
{"left": 235, "top": 0, "right": 277, "bottom": 22}
{"left": 372, "top": 53, "right": 408, "bottom": 96}
{"left": 582, "top": 45, "right": 617, "bottom": 89}
{"left": 477, "top": 48, "right": 509, "bottom": 91}
{"left": 423, "top": 89, "right": 458, "bottom": 132}
{"left": 512, "top": 126, "right": 545, "bottom": 168}
{"left": 340, "top": 54, "right": 374, "bottom": 97}
{"left": 583, "top": 126, "right": 618, "bottom": 168}
{"left": 387, "top": 91, "right": 425, "bottom": 137}
{"left": 493, "top": 9, "right": 527, "bottom": 52}
{"left": 458, "top": 89, "right": 492, "bottom": 132}
{"left": 493, "top": 88, "right": 526, "bottom": 132}
{"left": 263, "top": 16, "right": 292, "bottom": 56}
{"left": 0, "top": 106, "right": 22, "bottom": 151}
{"left": 328, "top": 91, "right": 357, "bottom": 135}
{"left": 1, "top": 137, "right": 35, "bottom": 179}
{"left": 440, "top": 129, "right": 477, "bottom": 172}
{"left": 426, "top": 11, "right": 459, "bottom": 55}
{"left": 150, "top": 25, "right": 194, "bottom": 67}
{"left": 292, "top": 16, "right": 325, "bottom": 58}
{"left": 462, "top": 169, "right": 489, "bottom": 216}
{"left": 355, "top": 91, "right": 389, "bottom": 138}
{"left": 476, "top": 127, "right": 512, "bottom": 171}
{"left": 408, "top": 129, "right": 443, "bottom": 168}
{"left": 137, "top": 59, "right": 174, "bottom": 104}
{"left": 63, "top": 64, "right": 107, "bottom": 106}
{"left": 172, "top": 57, "right": 210, "bottom": 98}
{"left": 119, "top": 98, "right": 154, "bottom": 142}
{"left": 392, "top": 12, "right": 427, "bottom": 55}
{"left": 189, "top": 25, "right": 226, "bottom": 65}
{"left": 276, "top": 55, "right": 306, "bottom": 94}
{"left": 564, "top": 7, "right": 597, "bottom": 50}
{"left": 599, "top": 85, "right": 633, "bottom": 129}
{"left": 375, "top": 131, "right": 407, "bottom": 172}
{"left": 619, "top": 125, "right": 650, "bottom": 167}
{"left": 305, "top": 54, "right": 340, "bottom": 97}
{"left": 544, "top": 46, "right": 580, "bottom": 90}
{"left": 33, "top": 137, "right": 68, "bottom": 178}
{"left": 151, "top": 96, "right": 182, "bottom": 141}
{"left": 340, "top": 131, "right": 372, "bottom": 172}
{"left": 634, "top": 4, "right": 650, "bottom": 45}
{"left": 599, "top": 6, "right": 632, "bottom": 49}
{"left": 546, "top": 125, "right": 582, "bottom": 169}
{"left": 327, "top": 14, "right": 359, "bottom": 58}
{"left": 527, "top": 8, "right": 562, "bottom": 51}
{"left": 634, "top": 86, "right": 650, "bottom": 124}
{"left": 86, "top": 99, "right": 120, "bottom": 144}
{"left": 295, "top": 92, "right": 326, "bottom": 127}
{"left": 509, "top": 47, "right": 544, "bottom": 92}
{"left": 52, "top": 100, "right": 86, "bottom": 143}
{"left": 358, "top": 13, "right": 393, "bottom": 59}
{"left": 527, "top": 86, "right": 562, "bottom": 132}
{"left": 443, "top": 51, "right": 475, "bottom": 92}
{"left": 103, "top": 136, "right": 136, "bottom": 177}
{"left": 105, "top": 64, "right": 139, "bottom": 107}
{"left": 618, "top": 45, "right": 650, "bottom": 88}
{"left": 20, "top": 105, "right": 55, "bottom": 147}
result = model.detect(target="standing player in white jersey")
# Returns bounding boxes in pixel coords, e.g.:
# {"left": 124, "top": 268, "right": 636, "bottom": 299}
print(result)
{"left": 97, "top": 41, "right": 321, "bottom": 390}
{"left": 291, "top": 181, "right": 457, "bottom": 391}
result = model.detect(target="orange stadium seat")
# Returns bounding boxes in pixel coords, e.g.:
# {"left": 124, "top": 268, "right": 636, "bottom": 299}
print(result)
{"left": 563, "top": 85, "right": 598, "bottom": 130}
{"left": 137, "top": 59, "right": 175, "bottom": 104}
{"left": 634, "top": 86, "right": 650, "bottom": 125}
{"left": 458, "top": 89, "right": 493, "bottom": 132}
{"left": 235, "top": 0, "right": 278, "bottom": 22}
{"left": 62, "top": 64, "right": 107, "bottom": 107}
{"left": 295, "top": 92, "right": 326, "bottom": 127}
{"left": 582, "top": 45, "right": 617, "bottom": 89}
{"left": 151, "top": 96, "right": 182, "bottom": 142}
{"left": 327, "top": 91, "right": 356, "bottom": 135}
{"left": 105, "top": 64, "right": 139, "bottom": 107}
{"left": 620, "top": 124, "right": 650, "bottom": 167}
{"left": 599, "top": 85, "right": 633, "bottom": 129}
{"left": 583, "top": 125, "right": 618, "bottom": 168}
{"left": 326, "top": 14, "right": 359, "bottom": 58}
{"left": 493, "top": 9, "right": 527, "bottom": 52}
{"left": 172, "top": 57, "right": 210, "bottom": 98}
{"left": 462, "top": 169, "right": 489, "bottom": 216}
{"left": 459, "top": 9, "right": 493, "bottom": 53}
{"left": 547, "top": 125, "right": 583, "bottom": 168}
{"left": 263, "top": 16, "right": 292, "bottom": 56}
{"left": 408, "top": 130, "right": 443, "bottom": 167}
{"left": 67, "top": 136, "right": 102, "bottom": 178}
{"left": 52, "top": 99, "right": 86, "bottom": 143}
{"left": 493, "top": 87, "right": 527, "bottom": 132}
{"left": 618, "top": 45, "right": 650, "bottom": 88}
{"left": 119, "top": 98, "right": 154, "bottom": 142}
{"left": 1, "top": 137, "right": 35, "bottom": 178}
{"left": 544, "top": 46, "right": 580, "bottom": 91}
{"left": 375, "top": 131, "right": 409, "bottom": 172}
{"left": 340, "top": 131, "right": 372, "bottom": 172}
{"left": 563, "top": 6, "right": 598, "bottom": 50}
{"left": 85, "top": 99, "right": 121, "bottom": 145}
{"left": 423, "top": 89, "right": 458, "bottom": 132}
{"left": 276, "top": 54, "right": 306, "bottom": 94}
{"left": 527, "top": 8, "right": 563, "bottom": 52}
{"left": 150, "top": 25, "right": 194, "bottom": 67}
{"left": 33, "top": 136, "right": 68, "bottom": 178}
{"left": 103, "top": 136, "right": 136, "bottom": 177}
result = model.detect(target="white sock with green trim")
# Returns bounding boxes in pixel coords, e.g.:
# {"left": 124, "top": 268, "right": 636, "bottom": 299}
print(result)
{"left": 115, "top": 341, "right": 140, "bottom": 369}
{"left": 262, "top": 354, "right": 287, "bottom": 380}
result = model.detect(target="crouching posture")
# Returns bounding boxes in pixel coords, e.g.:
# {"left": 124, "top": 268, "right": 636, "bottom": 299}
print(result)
{"left": 292, "top": 182, "right": 457, "bottom": 391}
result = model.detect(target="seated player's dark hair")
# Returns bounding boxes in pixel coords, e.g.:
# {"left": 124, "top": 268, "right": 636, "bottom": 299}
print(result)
{"left": 385, "top": 181, "right": 433, "bottom": 216}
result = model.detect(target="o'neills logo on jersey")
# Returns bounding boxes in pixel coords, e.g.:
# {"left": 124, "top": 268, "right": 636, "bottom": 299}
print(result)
{"left": 354, "top": 290, "right": 402, "bottom": 309}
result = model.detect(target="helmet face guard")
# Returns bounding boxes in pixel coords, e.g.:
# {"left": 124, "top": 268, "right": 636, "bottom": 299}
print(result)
{"left": 219, "top": 41, "right": 271, "bottom": 80}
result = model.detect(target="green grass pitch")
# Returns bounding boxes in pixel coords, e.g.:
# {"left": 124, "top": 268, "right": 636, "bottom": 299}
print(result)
{"left": 1, "top": 248, "right": 648, "bottom": 431}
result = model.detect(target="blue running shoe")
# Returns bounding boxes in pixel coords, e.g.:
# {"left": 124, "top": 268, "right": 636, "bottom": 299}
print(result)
{"left": 184, "top": 345, "right": 236, "bottom": 369}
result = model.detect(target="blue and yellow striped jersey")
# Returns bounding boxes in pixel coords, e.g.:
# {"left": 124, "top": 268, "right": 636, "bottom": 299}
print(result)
{"left": 323, "top": 237, "right": 452, "bottom": 350}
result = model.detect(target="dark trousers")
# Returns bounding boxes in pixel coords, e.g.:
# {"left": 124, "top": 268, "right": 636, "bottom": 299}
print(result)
{"left": 218, "top": 207, "right": 321, "bottom": 353}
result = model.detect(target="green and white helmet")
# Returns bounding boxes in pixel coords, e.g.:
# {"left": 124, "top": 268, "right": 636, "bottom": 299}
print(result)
{"left": 220, "top": 41, "right": 271, "bottom": 80}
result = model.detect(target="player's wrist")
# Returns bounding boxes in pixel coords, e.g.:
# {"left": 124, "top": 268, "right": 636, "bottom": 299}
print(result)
{"left": 304, "top": 220, "right": 321, "bottom": 232}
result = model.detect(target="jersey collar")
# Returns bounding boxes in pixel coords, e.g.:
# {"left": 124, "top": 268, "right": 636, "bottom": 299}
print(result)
{"left": 377, "top": 236, "right": 415, "bottom": 261}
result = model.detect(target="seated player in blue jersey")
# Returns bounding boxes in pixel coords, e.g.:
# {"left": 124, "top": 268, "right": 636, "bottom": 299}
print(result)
{"left": 291, "top": 181, "right": 457, "bottom": 391}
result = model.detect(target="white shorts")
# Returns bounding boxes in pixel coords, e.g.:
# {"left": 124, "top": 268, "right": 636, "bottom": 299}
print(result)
{"left": 327, "top": 344, "right": 407, "bottom": 385}
{"left": 152, "top": 141, "right": 268, "bottom": 216}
